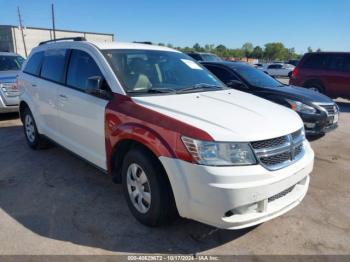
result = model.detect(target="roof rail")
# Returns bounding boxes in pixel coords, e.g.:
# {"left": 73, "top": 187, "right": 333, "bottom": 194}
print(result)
{"left": 133, "top": 41, "right": 153, "bottom": 45}
{"left": 39, "top": 37, "right": 86, "bottom": 46}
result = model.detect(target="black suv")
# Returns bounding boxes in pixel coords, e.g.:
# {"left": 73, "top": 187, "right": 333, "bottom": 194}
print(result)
{"left": 202, "top": 61, "right": 339, "bottom": 136}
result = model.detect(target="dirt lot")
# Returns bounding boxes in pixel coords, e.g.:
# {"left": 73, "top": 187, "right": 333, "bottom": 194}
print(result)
{"left": 0, "top": 99, "right": 349, "bottom": 255}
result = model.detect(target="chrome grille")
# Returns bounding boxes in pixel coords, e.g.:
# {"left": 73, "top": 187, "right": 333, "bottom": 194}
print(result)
{"left": 251, "top": 129, "right": 305, "bottom": 171}
{"left": 268, "top": 185, "right": 295, "bottom": 202}
{"left": 318, "top": 103, "right": 338, "bottom": 116}
{"left": 251, "top": 136, "right": 287, "bottom": 150}
{"left": 260, "top": 151, "right": 290, "bottom": 166}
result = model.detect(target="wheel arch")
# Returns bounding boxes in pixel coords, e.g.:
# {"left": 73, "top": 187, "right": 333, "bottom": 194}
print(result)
{"left": 303, "top": 79, "right": 326, "bottom": 92}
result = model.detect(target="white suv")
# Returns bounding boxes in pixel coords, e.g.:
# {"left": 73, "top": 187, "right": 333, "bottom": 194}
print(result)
{"left": 18, "top": 38, "right": 314, "bottom": 229}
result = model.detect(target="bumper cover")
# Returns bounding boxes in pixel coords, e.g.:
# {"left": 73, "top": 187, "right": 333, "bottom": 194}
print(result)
{"left": 0, "top": 94, "right": 18, "bottom": 113}
{"left": 160, "top": 142, "right": 314, "bottom": 229}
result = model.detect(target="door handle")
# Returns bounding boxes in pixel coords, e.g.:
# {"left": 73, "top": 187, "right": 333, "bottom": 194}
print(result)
{"left": 31, "top": 84, "right": 37, "bottom": 87}
{"left": 59, "top": 94, "right": 68, "bottom": 100}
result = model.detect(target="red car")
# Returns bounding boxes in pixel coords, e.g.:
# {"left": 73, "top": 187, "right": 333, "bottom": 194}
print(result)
{"left": 290, "top": 52, "right": 350, "bottom": 99}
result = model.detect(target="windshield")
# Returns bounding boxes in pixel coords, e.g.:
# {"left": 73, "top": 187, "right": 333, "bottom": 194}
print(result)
{"left": 201, "top": 53, "right": 222, "bottom": 62}
{"left": 234, "top": 65, "right": 283, "bottom": 89}
{"left": 0, "top": 55, "right": 25, "bottom": 71}
{"left": 103, "top": 49, "right": 225, "bottom": 95}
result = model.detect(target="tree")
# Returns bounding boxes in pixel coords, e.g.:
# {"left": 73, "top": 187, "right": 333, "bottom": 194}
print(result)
{"left": 307, "top": 46, "right": 313, "bottom": 53}
{"left": 242, "top": 42, "right": 254, "bottom": 59}
{"left": 264, "top": 42, "right": 286, "bottom": 61}
{"left": 251, "top": 46, "right": 264, "bottom": 59}
{"left": 193, "top": 43, "right": 205, "bottom": 52}
{"left": 316, "top": 48, "right": 322, "bottom": 52}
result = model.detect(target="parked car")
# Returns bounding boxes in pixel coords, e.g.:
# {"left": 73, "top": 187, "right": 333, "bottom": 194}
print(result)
{"left": 287, "top": 59, "right": 300, "bottom": 66}
{"left": 185, "top": 51, "right": 222, "bottom": 62}
{"left": 290, "top": 52, "right": 350, "bottom": 99}
{"left": 261, "top": 63, "right": 295, "bottom": 77}
{"left": 18, "top": 38, "right": 314, "bottom": 229}
{"left": 254, "top": 63, "right": 264, "bottom": 70}
{"left": 202, "top": 61, "right": 339, "bottom": 136}
{"left": 0, "top": 52, "right": 25, "bottom": 113}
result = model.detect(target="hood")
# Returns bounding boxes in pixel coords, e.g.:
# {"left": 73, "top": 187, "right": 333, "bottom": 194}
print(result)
{"left": 0, "top": 70, "right": 19, "bottom": 83}
{"left": 132, "top": 90, "right": 303, "bottom": 142}
{"left": 263, "top": 85, "right": 333, "bottom": 103}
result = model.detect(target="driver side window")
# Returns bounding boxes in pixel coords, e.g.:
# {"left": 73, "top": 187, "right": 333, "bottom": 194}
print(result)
{"left": 67, "top": 50, "right": 104, "bottom": 92}
{"left": 206, "top": 66, "right": 237, "bottom": 84}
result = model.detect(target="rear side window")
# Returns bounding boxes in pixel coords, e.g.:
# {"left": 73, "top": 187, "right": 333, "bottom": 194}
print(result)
{"left": 301, "top": 54, "right": 330, "bottom": 69}
{"left": 24, "top": 52, "right": 44, "bottom": 76}
{"left": 66, "top": 49, "right": 103, "bottom": 91}
{"left": 329, "top": 54, "right": 350, "bottom": 72}
{"left": 40, "top": 49, "right": 68, "bottom": 83}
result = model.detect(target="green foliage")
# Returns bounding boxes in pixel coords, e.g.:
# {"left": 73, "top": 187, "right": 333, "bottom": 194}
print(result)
{"left": 173, "top": 42, "right": 302, "bottom": 61}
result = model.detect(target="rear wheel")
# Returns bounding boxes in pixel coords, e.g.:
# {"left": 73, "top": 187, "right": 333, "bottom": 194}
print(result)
{"left": 23, "top": 108, "right": 51, "bottom": 149}
{"left": 121, "top": 147, "right": 177, "bottom": 227}
{"left": 304, "top": 83, "right": 324, "bottom": 93}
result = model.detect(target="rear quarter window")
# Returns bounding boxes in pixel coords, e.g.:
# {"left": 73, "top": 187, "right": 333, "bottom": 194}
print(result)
{"left": 23, "top": 52, "right": 44, "bottom": 76}
{"left": 301, "top": 54, "right": 330, "bottom": 70}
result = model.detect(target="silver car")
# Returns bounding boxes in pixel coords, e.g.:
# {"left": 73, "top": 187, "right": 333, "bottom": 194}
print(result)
{"left": 0, "top": 52, "right": 25, "bottom": 113}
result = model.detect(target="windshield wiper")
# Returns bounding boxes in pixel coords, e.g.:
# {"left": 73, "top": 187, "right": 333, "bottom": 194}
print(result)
{"left": 126, "top": 88, "right": 177, "bottom": 94}
{"left": 176, "top": 83, "right": 224, "bottom": 94}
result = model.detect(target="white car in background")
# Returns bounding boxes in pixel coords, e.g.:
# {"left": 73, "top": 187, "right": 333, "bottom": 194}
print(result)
{"left": 262, "top": 63, "right": 295, "bottom": 78}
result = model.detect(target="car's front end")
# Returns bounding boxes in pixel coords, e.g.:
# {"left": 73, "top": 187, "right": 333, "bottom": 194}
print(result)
{"left": 160, "top": 127, "right": 313, "bottom": 229}
{"left": 285, "top": 98, "right": 339, "bottom": 136}
{"left": 0, "top": 76, "right": 20, "bottom": 113}
{"left": 0, "top": 53, "right": 24, "bottom": 114}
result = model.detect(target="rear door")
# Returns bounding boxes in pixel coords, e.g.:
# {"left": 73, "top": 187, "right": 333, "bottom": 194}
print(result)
{"left": 56, "top": 49, "right": 109, "bottom": 170}
{"left": 326, "top": 54, "right": 350, "bottom": 98}
{"left": 38, "top": 49, "right": 69, "bottom": 140}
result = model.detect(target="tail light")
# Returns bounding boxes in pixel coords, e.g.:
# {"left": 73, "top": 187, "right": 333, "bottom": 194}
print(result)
{"left": 291, "top": 68, "right": 298, "bottom": 78}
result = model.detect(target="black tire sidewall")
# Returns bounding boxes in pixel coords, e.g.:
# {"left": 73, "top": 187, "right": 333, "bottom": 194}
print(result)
{"left": 121, "top": 148, "right": 170, "bottom": 226}
{"left": 23, "top": 108, "right": 39, "bottom": 148}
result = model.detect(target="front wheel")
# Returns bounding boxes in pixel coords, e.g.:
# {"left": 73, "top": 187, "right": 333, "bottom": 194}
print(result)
{"left": 121, "top": 147, "right": 177, "bottom": 227}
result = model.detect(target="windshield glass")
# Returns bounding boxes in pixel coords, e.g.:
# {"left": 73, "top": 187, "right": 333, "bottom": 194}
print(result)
{"left": 0, "top": 55, "right": 25, "bottom": 71}
{"left": 201, "top": 53, "right": 222, "bottom": 62}
{"left": 234, "top": 65, "right": 283, "bottom": 88}
{"left": 103, "top": 49, "right": 225, "bottom": 95}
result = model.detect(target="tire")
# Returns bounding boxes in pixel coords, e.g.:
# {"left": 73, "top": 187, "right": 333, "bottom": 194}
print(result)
{"left": 304, "top": 82, "right": 324, "bottom": 94}
{"left": 22, "top": 107, "right": 51, "bottom": 149}
{"left": 121, "top": 147, "right": 177, "bottom": 227}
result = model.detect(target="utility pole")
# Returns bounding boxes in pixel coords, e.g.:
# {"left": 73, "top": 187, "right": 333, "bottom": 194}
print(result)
{"left": 51, "top": 4, "right": 56, "bottom": 40}
{"left": 17, "top": 6, "right": 27, "bottom": 57}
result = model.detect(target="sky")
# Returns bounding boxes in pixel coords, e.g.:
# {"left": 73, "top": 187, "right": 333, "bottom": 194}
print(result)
{"left": 0, "top": 0, "right": 349, "bottom": 53}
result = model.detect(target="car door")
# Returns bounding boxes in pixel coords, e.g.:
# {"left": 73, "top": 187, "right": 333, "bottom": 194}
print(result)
{"left": 205, "top": 65, "right": 251, "bottom": 92}
{"left": 56, "top": 49, "right": 109, "bottom": 170}
{"left": 33, "top": 49, "right": 68, "bottom": 140}
{"left": 326, "top": 54, "right": 350, "bottom": 98}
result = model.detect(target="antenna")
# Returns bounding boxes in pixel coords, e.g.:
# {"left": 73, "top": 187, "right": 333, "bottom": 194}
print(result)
{"left": 51, "top": 4, "right": 56, "bottom": 40}
{"left": 17, "top": 6, "right": 28, "bottom": 57}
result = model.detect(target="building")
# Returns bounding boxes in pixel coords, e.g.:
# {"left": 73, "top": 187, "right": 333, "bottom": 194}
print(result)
{"left": 0, "top": 25, "right": 114, "bottom": 57}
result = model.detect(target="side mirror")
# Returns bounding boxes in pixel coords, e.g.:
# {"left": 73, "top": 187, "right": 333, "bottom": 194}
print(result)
{"left": 226, "top": 79, "right": 246, "bottom": 89}
{"left": 86, "top": 76, "right": 112, "bottom": 100}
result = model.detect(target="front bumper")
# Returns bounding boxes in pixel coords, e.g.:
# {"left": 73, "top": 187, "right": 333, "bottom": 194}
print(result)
{"left": 0, "top": 94, "right": 19, "bottom": 113}
{"left": 160, "top": 142, "right": 314, "bottom": 229}
{"left": 301, "top": 113, "right": 338, "bottom": 135}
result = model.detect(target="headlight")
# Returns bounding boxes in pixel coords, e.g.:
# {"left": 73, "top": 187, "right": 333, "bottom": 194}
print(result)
{"left": 181, "top": 136, "right": 257, "bottom": 166}
{"left": 286, "top": 99, "right": 316, "bottom": 114}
